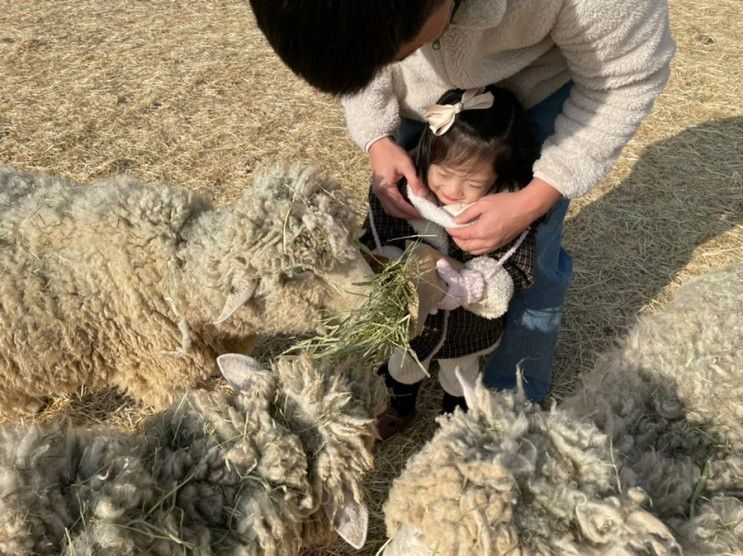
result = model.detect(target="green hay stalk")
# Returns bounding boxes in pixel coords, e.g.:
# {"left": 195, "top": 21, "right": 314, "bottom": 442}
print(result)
{"left": 286, "top": 251, "right": 422, "bottom": 367}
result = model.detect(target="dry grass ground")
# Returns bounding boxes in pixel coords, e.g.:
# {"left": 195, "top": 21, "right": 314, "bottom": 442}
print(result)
{"left": 0, "top": 1, "right": 741, "bottom": 553}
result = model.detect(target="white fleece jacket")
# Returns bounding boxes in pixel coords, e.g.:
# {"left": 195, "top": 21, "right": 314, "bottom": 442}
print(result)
{"left": 342, "top": 0, "right": 675, "bottom": 199}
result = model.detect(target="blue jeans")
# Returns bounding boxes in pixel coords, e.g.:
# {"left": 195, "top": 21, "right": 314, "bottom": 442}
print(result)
{"left": 397, "top": 81, "right": 574, "bottom": 402}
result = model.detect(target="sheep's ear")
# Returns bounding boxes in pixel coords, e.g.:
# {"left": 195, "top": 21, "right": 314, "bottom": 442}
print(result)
{"left": 216, "top": 353, "right": 266, "bottom": 392}
{"left": 327, "top": 497, "right": 368, "bottom": 550}
{"left": 455, "top": 367, "right": 478, "bottom": 409}
{"left": 214, "top": 280, "right": 257, "bottom": 325}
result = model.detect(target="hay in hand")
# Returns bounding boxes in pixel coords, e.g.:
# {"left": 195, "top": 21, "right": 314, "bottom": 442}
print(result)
{"left": 287, "top": 246, "right": 431, "bottom": 366}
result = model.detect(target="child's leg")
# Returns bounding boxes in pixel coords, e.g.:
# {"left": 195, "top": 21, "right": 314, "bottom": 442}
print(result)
{"left": 377, "top": 349, "right": 430, "bottom": 439}
{"left": 484, "top": 82, "right": 574, "bottom": 403}
{"left": 385, "top": 348, "right": 430, "bottom": 416}
{"left": 437, "top": 354, "right": 480, "bottom": 414}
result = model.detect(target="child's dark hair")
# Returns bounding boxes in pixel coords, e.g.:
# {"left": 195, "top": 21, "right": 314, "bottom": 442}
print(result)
{"left": 415, "top": 86, "right": 538, "bottom": 194}
{"left": 249, "top": 0, "right": 448, "bottom": 95}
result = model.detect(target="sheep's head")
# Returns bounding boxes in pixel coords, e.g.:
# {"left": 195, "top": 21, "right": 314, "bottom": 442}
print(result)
{"left": 217, "top": 352, "right": 386, "bottom": 550}
{"left": 384, "top": 372, "right": 680, "bottom": 555}
{"left": 198, "top": 163, "right": 374, "bottom": 336}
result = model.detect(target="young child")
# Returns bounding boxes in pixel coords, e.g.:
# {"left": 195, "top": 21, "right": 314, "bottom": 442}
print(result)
{"left": 361, "top": 85, "right": 537, "bottom": 438}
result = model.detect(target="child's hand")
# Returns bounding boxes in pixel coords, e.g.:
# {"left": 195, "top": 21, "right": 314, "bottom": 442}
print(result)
{"left": 435, "top": 259, "right": 485, "bottom": 311}
{"left": 369, "top": 137, "right": 424, "bottom": 219}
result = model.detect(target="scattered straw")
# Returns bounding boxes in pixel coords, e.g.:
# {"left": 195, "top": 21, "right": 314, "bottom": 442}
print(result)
{"left": 0, "top": 0, "right": 740, "bottom": 553}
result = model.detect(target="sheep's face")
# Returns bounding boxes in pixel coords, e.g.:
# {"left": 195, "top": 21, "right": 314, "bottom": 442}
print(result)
{"left": 208, "top": 164, "right": 375, "bottom": 336}
{"left": 212, "top": 248, "right": 374, "bottom": 336}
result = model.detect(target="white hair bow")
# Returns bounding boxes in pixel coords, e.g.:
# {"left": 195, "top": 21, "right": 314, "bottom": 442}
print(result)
{"left": 424, "top": 88, "right": 495, "bottom": 136}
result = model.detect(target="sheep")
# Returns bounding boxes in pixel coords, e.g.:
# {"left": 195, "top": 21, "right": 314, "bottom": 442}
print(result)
{"left": 0, "top": 350, "right": 387, "bottom": 554}
{"left": 382, "top": 374, "right": 680, "bottom": 555}
{"left": 383, "top": 265, "right": 740, "bottom": 555}
{"left": 0, "top": 424, "right": 156, "bottom": 555}
{"left": 0, "top": 163, "right": 374, "bottom": 415}
{"left": 676, "top": 495, "right": 743, "bottom": 555}
{"left": 564, "top": 264, "right": 742, "bottom": 553}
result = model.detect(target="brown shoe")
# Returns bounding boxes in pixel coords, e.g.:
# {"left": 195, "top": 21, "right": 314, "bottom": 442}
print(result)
{"left": 377, "top": 406, "right": 417, "bottom": 440}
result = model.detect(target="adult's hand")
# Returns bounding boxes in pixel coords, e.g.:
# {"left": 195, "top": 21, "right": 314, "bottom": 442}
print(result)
{"left": 446, "top": 178, "right": 562, "bottom": 255}
{"left": 368, "top": 137, "right": 424, "bottom": 219}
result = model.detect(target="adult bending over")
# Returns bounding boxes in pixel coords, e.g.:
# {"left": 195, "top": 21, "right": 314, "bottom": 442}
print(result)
{"left": 248, "top": 0, "right": 675, "bottom": 401}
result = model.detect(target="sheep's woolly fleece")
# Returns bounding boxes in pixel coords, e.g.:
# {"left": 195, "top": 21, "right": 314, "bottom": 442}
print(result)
{"left": 383, "top": 380, "right": 680, "bottom": 555}
{"left": 0, "top": 164, "right": 371, "bottom": 415}
{"left": 384, "top": 266, "right": 741, "bottom": 555}
{"left": 0, "top": 353, "right": 387, "bottom": 554}
{"left": 564, "top": 264, "right": 743, "bottom": 553}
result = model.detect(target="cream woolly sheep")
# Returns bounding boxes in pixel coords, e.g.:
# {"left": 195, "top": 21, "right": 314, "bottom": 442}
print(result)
{"left": 0, "top": 425, "right": 156, "bottom": 555}
{"left": 0, "top": 351, "right": 386, "bottom": 554}
{"left": 383, "top": 266, "right": 741, "bottom": 555}
{"left": 677, "top": 495, "right": 743, "bottom": 555}
{"left": 0, "top": 164, "right": 373, "bottom": 415}
{"left": 383, "top": 376, "right": 680, "bottom": 555}
{"left": 564, "top": 265, "right": 742, "bottom": 553}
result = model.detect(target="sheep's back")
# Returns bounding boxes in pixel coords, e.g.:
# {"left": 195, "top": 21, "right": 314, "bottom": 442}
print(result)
{"left": 0, "top": 167, "right": 207, "bottom": 399}
{"left": 565, "top": 265, "right": 743, "bottom": 498}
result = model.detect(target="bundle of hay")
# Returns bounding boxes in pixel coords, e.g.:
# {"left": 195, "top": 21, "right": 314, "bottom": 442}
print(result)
{"left": 290, "top": 243, "right": 442, "bottom": 365}
{"left": 0, "top": 163, "right": 374, "bottom": 415}
{"left": 0, "top": 351, "right": 387, "bottom": 554}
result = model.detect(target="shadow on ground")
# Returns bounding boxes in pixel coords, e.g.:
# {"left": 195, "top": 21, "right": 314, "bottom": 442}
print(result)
{"left": 554, "top": 116, "right": 742, "bottom": 396}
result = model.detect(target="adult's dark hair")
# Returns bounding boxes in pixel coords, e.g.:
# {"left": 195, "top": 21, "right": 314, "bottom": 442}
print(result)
{"left": 415, "top": 86, "right": 538, "bottom": 194}
{"left": 249, "top": 0, "right": 447, "bottom": 95}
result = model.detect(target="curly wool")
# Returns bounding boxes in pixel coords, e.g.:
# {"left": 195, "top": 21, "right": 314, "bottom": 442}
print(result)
{"left": 383, "top": 381, "right": 679, "bottom": 555}
{"left": 385, "top": 267, "right": 740, "bottom": 555}
{"left": 0, "top": 425, "right": 155, "bottom": 555}
{"left": 564, "top": 265, "right": 742, "bottom": 532}
{"left": 676, "top": 495, "right": 743, "bottom": 555}
{"left": 273, "top": 354, "right": 387, "bottom": 524}
{"left": 142, "top": 381, "right": 314, "bottom": 554}
{"left": 0, "top": 163, "right": 371, "bottom": 415}
{"left": 0, "top": 352, "right": 386, "bottom": 554}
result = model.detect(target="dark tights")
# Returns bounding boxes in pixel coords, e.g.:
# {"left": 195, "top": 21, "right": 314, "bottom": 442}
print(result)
{"left": 377, "top": 363, "right": 467, "bottom": 416}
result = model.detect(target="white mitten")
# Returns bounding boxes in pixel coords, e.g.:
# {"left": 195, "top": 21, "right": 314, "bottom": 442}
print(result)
{"left": 435, "top": 259, "right": 485, "bottom": 311}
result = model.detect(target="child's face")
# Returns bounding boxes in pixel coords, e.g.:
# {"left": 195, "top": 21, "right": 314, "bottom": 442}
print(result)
{"left": 426, "top": 158, "right": 497, "bottom": 205}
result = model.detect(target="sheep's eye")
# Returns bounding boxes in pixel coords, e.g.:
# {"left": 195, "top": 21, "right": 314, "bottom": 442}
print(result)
{"left": 282, "top": 265, "right": 315, "bottom": 280}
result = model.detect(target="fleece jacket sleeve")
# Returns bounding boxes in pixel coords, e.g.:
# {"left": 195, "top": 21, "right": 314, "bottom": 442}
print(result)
{"left": 341, "top": 66, "right": 401, "bottom": 151}
{"left": 533, "top": 0, "right": 675, "bottom": 198}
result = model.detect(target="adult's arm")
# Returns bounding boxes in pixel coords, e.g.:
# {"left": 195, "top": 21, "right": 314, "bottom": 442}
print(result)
{"left": 341, "top": 66, "right": 400, "bottom": 151}
{"left": 342, "top": 67, "right": 423, "bottom": 218}
{"left": 533, "top": 0, "right": 675, "bottom": 198}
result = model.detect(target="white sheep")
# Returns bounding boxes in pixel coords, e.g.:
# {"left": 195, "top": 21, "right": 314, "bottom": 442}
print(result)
{"left": 564, "top": 264, "right": 742, "bottom": 553}
{"left": 0, "top": 351, "right": 386, "bottom": 554}
{"left": 0, "top": 164, "right": 374, "bottom": 415}
{"left": 382, "top": 375, "right": 680, "bottom": 555}
{"left": 677, "top": 495, "right": 743, "bottom": 555}
{"left": 383, "top": 265, "right": 741, "bottom": 555}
